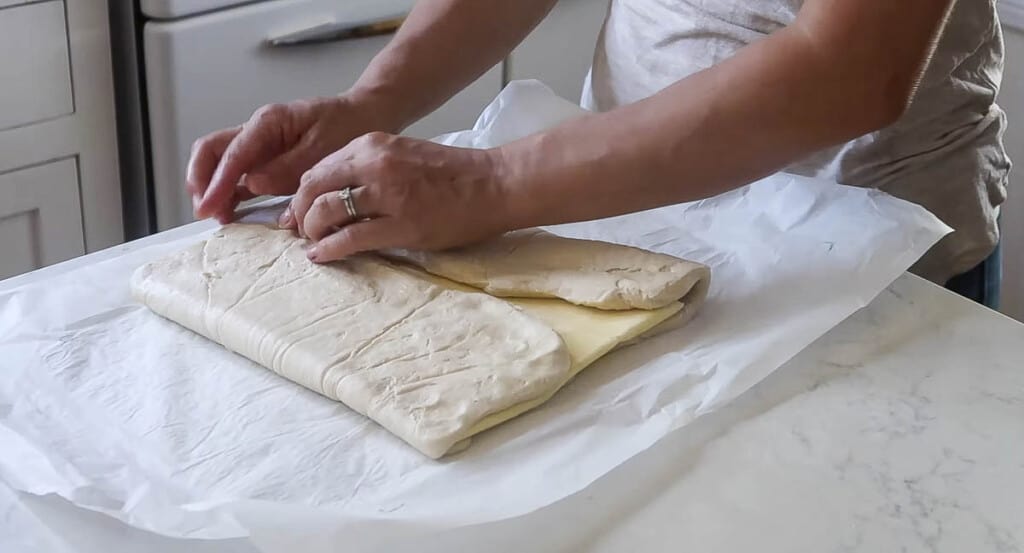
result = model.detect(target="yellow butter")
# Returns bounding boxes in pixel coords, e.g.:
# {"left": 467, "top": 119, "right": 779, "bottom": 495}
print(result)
{"left": 465, "top": 296, "right": 681, "bottom": 438}
{"left": 405, "top": 267, "right": 683, "bottom": 445}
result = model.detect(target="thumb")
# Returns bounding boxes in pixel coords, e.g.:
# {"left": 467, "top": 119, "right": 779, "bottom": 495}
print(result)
{"left": 307, "top": 218, "right": 404, "bottom": 263}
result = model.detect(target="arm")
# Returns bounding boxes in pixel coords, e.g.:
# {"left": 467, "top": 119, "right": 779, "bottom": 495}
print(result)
{"left": 291, "top": 0, "right": 957, "bottom": 261}
{"left": 494, "top": 0, "right": 956, "bottom": 227}
{"left": 191, "top": 0, "right": 556, "bottom": 221}
{"left": 350, "top": 0, "right": 560, "bottom": 133}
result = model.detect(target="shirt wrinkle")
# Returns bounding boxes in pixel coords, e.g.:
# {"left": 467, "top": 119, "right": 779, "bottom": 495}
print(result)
{"left": 584, "top": 0, "right": 1011, "bottom": 283}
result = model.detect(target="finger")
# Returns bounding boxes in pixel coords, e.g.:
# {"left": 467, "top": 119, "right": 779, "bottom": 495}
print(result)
{"left": 197, "top": 104, "right": 288, "bottom": 219}
{"left": 302, "top": 187, "right": 374, "bottom": 242}
{"left": 289, "top": 154, "right": 358, "bottom": 237}
{"left": 245, "top": 133, "right": 328, "bottom": 197}
{"left": 187, "top": 127, "right": 239, "bottom": 208}
{"left": 308, "top": 218, "right": 404, "bottom": 263}
{"left": 213, "top": 187, "right": 258, "bottom": 224}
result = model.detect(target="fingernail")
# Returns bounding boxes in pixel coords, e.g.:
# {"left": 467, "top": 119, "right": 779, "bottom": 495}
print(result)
{"left": 278, "top": 207, "right": 292, "bottom": 228}
{"left": 192, "top": 194, "right": 202, "bottom": 213}
{"left": 306, "top": 246, "right": 319, "bottom": 261}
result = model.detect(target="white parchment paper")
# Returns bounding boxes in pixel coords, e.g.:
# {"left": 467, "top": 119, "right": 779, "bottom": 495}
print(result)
{"left": 0, "top": 81, "right": 950, "bottom": 550}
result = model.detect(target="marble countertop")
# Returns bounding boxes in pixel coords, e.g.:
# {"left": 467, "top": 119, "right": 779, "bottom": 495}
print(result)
{"left": 3, "top": 226, "right": 1023, "bottom": 552}
{"left": 442, "top": 273, "right": 1024, "bottom": 553}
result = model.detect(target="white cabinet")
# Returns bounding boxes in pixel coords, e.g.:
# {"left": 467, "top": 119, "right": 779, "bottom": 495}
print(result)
{"left": 0, "top": 0, "right": 122, "bottom": 281}
{"left": 0, "top": 159, "right": 84, "bottom": 280}
{"left": 508, "top": 0, "right": 611, "bottom": 103}
{"left": 0, "top": 0, "right": 73, "bottom": 130}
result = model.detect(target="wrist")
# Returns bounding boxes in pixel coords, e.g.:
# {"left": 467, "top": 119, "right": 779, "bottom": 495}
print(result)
{"left": 341, "top": 83, "right": 416, "bottom": 134}
{"left": 485, "top": 144, "right": 534, "bottom": 233}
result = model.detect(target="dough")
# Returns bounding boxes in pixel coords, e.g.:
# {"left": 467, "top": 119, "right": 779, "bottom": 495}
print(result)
{"left": 132, "top": 224, "right": 708, "bottom": 458}
{"left": 385, "top": 228, "right": 711, "bottom": 311}
{"left": 132, "top": 225, "right": 571, "bottom": 459}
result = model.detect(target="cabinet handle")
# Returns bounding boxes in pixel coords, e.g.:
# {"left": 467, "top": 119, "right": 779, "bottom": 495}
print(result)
{"left": 265, "top": 15, "right": 405, "bottom": 47}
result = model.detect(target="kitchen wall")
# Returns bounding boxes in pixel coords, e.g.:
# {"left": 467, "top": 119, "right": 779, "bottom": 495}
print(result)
{"left": 999, "top": 6, "right": 1024, "bottom": 320}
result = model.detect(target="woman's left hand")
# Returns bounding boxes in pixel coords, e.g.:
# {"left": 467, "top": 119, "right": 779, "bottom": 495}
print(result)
{"left": 279, "top": 132, "right": 511, "bottom": 263}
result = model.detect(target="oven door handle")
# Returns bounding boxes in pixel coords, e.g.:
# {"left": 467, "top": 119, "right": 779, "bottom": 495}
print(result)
{"left": 264, "top": 15, "right": 405, "bottom": 47}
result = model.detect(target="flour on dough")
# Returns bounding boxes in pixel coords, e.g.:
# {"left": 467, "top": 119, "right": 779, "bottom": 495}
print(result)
{"left": 131, "top": 224, "right": 571, "bottom": 459}
{"left": 385, "top": 228, "right": 711, "bottom": 311}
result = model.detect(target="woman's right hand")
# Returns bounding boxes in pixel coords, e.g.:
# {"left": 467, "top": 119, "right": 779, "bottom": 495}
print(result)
{"left": 187, "top": 94, "right": 387, "bottom": 223}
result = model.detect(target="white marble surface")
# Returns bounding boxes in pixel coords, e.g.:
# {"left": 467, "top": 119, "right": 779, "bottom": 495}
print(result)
{"left": 2, "top": 231, "right": 1023, "bottom": 552}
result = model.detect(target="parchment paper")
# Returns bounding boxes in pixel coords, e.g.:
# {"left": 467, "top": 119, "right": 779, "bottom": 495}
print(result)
{"left": 0, "top": 81, "right": 950, "bottom": 550}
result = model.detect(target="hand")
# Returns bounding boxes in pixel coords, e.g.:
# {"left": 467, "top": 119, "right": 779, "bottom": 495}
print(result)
{"left": 283, "top": 132, "right": 510, "bottom": 262}
{"left": 187, "top": 94, "right": 388, "bottom": 223}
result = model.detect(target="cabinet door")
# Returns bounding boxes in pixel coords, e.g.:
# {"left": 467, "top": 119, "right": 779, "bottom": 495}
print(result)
{"left": 508, "top": 0, "right": 611, "bottom": 103}
{"left": 0, "top": 0, "right": 123, "bottom": 255}
{"left": 0, "top": 159, "right": 84, "bottom": 280}
{"left": 0, "top": 0, "right": 74, "bottom": 131}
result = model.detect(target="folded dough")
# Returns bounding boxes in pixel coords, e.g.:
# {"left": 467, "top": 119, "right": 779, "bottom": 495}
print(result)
{"left": 132, "top": 224, "right": 710, "bottom": 458}
{"left": 132, "top": 225, "right": 573, "bottom": 458}
{"left": 385, "top": 228, "right": 711, "bottom": 311}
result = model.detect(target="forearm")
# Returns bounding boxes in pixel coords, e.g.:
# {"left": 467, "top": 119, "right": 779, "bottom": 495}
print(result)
{"left": 494, "top": 1, "right": 953, "bottom": 228}
{"left": 349, "top": 0, "right": 557, "bottom": 132}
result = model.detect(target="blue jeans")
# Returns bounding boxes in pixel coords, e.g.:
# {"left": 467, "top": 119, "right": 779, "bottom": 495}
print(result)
{"left": 945, "top": 243, "right": 1002, "bottom": 309}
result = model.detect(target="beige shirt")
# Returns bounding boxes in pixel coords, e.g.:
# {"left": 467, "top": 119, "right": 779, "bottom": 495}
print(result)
{"left": 583, "top": 0, "right": 1010, "bottom": 283}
